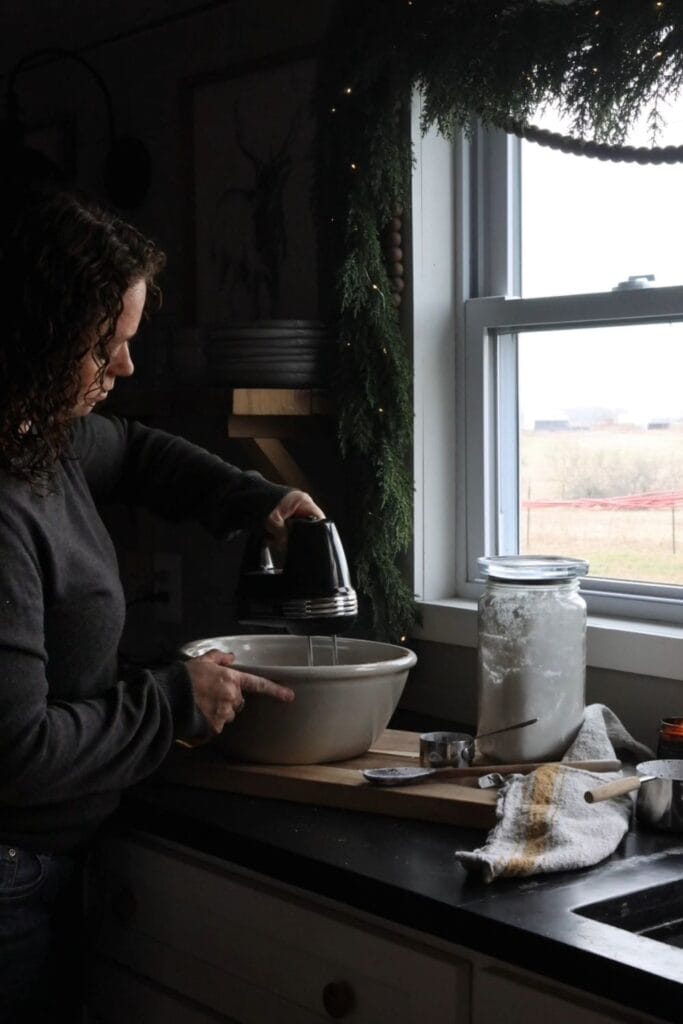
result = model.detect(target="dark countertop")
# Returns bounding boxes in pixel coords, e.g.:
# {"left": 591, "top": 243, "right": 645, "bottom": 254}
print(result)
{"left": 115, "top": 713, "right": 683, "bottom": 1022}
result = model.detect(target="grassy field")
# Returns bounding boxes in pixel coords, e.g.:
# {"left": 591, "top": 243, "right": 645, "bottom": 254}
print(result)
{"left": 520, "top": 427, "right": 683, "bottom": 584}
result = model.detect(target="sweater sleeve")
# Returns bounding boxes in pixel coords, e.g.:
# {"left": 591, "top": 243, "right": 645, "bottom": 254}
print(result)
{"left": 0, "top": 507, "right": 209, "bottom": 808}
{"left": 72, "top": 413, "right": 292, "bottom": 536}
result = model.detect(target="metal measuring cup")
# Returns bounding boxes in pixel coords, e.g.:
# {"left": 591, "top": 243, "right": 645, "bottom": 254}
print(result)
{"left": 419, "top": 718, "right": 538, "bottom": 769}
{"left": 361, "top": 718, "right": 538, "bottom": 787}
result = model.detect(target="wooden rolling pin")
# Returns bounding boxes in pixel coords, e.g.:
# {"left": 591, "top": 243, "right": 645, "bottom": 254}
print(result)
{"left": 369, "top": 744, "right": 621, "bottom": 776}
{"left": 364, "top": 759, "right": 622, "bottom": 787}
{"left": 453, "top": 759, "right": 622, "bottom": 778}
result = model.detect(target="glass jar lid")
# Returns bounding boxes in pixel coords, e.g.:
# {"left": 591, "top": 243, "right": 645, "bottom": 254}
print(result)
{"left": 478, "top": 555, "right": 589, "bottom": 582}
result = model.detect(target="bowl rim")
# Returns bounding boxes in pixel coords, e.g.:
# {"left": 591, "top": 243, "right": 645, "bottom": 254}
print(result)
{"left": 179, "top": 634, "right": 417, "bottom": 677}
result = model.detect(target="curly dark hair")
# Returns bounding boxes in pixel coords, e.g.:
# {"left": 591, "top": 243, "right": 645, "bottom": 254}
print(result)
{"left": 0, "top": 188, "right": 166, "bottom": 485}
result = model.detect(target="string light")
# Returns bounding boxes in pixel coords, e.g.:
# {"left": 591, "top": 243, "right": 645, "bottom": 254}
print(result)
{"left": 350, "top": 162, "right": 358, "bottom": 171}
{"left": 343, "top": 86, "right": 353, "bottom": 95}
{"left": 372, "top": 283, "right": 380, "bottom": 291}
{"left": 330, "top": 106, "right": 337, "bottom": 113}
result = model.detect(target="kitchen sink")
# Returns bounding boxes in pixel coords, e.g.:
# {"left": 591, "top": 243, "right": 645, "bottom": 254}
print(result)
{"left": 575, "top": 878, "right": 683, "bottom": 948}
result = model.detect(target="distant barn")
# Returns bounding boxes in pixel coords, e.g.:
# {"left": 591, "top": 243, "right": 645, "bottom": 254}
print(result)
{"left": 534, "top": 419, "right": 570, "bottom": 432}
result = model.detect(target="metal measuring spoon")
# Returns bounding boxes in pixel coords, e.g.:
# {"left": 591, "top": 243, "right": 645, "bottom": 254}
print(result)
{"left": 361, "top": 764, "right": 471, "bottom": 786}
{"left": 363, "top": 718, "right": 538, "bottom": 786}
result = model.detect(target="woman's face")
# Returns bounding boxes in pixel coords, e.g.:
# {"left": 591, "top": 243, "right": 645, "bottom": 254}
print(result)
{"left": 70, "top": 279, "right": 147, "bottom": 418}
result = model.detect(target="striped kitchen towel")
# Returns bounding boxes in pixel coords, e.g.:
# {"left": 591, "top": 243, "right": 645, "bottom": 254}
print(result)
{"left": 456, "top": 704, "right": 653, "bottom": 882}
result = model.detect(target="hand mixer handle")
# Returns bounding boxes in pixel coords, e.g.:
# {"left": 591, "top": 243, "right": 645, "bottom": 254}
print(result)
{"left": 281, "top": 519, "right": 358, "bottom": 636}
{"left": 237, "top": 518, "right": 358, "bottom": 636}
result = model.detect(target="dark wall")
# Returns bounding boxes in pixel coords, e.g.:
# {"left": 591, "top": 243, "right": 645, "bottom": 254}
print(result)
{"left": 2, "top": 0, "right": 341, "bottom": 659}
{"left": 3, "top": 0, "right": 335, "bottom": 331}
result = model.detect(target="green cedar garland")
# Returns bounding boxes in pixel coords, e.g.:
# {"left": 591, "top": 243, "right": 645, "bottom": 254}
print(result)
{"left": 411, "top": 0, "right": 683, "bottom": 146}
{"left": 316, "top": 2, "right": 416, "bottom": 642}
{"left": 315, "top": 0, "right": 683, "bottom": 641}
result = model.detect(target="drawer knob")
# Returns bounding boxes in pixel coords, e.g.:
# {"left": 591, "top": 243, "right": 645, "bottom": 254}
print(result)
{"left": 322, "top": 980, "right": 356, "bottom": 1019}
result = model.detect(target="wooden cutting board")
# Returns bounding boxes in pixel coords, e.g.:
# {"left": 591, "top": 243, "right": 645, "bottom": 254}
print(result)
{"left": 155, "top": 729, "right": 498, "bottom": 830}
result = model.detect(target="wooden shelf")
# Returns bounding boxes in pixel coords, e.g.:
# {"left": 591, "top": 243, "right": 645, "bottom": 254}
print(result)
{"left": 227, "top": 390, "right": 334, "bottom": 489}
{"left": 231, "top": 389, "right": 333, "bottom": 416}
{"left": 105, "top": 386, "right": 333, "bottom": 421}
{"left": 103, "top": 386, "right": 335, "bottom": 490}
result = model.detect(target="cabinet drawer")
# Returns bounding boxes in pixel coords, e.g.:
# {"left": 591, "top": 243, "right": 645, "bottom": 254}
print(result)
{"left": 89, "top": 958, "right": 239, "bottom": 1023}
{"left": 88, "top": 836, "right": 468, "bottom": 1024}
{"left": 473, "top": 967, "right": 664, "bottom": 1024}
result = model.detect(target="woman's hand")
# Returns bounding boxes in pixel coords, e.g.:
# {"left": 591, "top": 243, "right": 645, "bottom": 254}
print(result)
{"left": 264, "top": 490, "right": 325, "bottom": 548}
{"left": 185, "top": 649, "right": 294, "bottom": 736}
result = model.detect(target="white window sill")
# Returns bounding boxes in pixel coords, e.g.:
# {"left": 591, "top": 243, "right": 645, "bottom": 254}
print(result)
{"left": 413, "top": 600, "right": 683, "bottom": 683}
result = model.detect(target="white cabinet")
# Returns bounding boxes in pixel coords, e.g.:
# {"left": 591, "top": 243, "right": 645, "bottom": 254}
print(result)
{"left": 85, "top": 833, "right": 670, "bottom": 1024}
{"left": 472, "top": 966, "right": 666, "bottom": 1024}
{"left": 86, "top": 834, "right": 469, "bottom": 1024}
{"left": 88, "top": 958, "right": 241, "bottom": 1024}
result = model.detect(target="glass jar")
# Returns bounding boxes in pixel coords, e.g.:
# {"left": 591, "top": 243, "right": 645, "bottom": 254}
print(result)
{"left": 656, "top": 718, "right": 683, "bottom": 759}
{"left": 477, "top": 555, "right": 589, "bottom": 764}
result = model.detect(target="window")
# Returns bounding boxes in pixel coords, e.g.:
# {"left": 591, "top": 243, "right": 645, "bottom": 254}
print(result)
{"left": 465, "top": 288, "right": 683, "bottom": 623}
{"left": 411, "top": 93, "right": 683, "bottom": 675}
{"left": 463, "top": 113, "right": 683, "bottom": 625}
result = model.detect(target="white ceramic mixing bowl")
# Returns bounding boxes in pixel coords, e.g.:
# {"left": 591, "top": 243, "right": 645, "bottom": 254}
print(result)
{"left": 179, "top": 634, "right": 417, "bottom": 764}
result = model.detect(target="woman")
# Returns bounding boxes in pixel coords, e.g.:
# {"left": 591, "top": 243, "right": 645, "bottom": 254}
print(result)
{"left": 0, "top": 188, "right": 324, "bottom": 1021}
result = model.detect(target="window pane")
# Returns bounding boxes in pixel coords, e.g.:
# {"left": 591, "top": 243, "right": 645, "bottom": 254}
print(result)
{"left": 521, "top": 103, "right": 683, "bottom": 297}
{"left": 518, "top": 322, "right": 683, "bottom": 584}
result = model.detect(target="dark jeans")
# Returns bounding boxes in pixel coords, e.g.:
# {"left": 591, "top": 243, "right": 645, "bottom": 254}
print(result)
{"left": 0, "top": 844, "right": 84, "bottom": 1023}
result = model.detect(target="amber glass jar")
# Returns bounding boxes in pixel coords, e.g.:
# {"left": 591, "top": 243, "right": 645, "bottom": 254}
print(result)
{"left": 656, "top": 718, "right": 683, "bottom": 759}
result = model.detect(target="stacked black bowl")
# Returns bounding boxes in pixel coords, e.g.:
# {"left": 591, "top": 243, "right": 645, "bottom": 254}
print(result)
{"left": 205, "top": 320, "right": 335, "bottom": 388}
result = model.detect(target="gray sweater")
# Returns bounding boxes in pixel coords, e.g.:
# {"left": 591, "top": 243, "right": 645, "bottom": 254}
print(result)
{"left": 0, "top": 413, "right": 289, "bottom": 852}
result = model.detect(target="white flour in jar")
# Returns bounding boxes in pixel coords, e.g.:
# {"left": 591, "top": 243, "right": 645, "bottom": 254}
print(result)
{"left": 476, "top": 581, "right": 586, "bottom": 763}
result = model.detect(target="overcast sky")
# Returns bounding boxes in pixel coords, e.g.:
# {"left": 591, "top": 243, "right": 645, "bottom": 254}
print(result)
{"left": 519, "top": 98, "right": 683, "bottom": 427}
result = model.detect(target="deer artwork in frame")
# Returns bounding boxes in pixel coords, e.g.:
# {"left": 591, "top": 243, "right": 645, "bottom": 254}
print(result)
{"left": 190, "top": 52, "right": 320, "bottom": 325}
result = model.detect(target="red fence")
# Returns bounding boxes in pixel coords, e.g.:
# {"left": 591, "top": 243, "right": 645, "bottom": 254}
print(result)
{"left": 523, "top": 491, "right": 683, "bottom": 511}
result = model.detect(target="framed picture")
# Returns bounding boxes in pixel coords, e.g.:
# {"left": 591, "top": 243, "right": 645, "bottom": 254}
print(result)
{"left": 185, "top": 48, "right": 321, "bottom": 325}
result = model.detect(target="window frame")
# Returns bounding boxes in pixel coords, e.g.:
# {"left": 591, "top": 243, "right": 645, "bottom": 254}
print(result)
{"left": 410, "top": 93, "right": 683, "bottom": 678}
{"left": 464, "top": 287, "right": 683, "bottom": 623}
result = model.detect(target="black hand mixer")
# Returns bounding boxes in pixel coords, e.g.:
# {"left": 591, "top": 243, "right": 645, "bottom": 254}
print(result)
{"left": 236, "top": 517, "right": 358, "bottom": 637}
